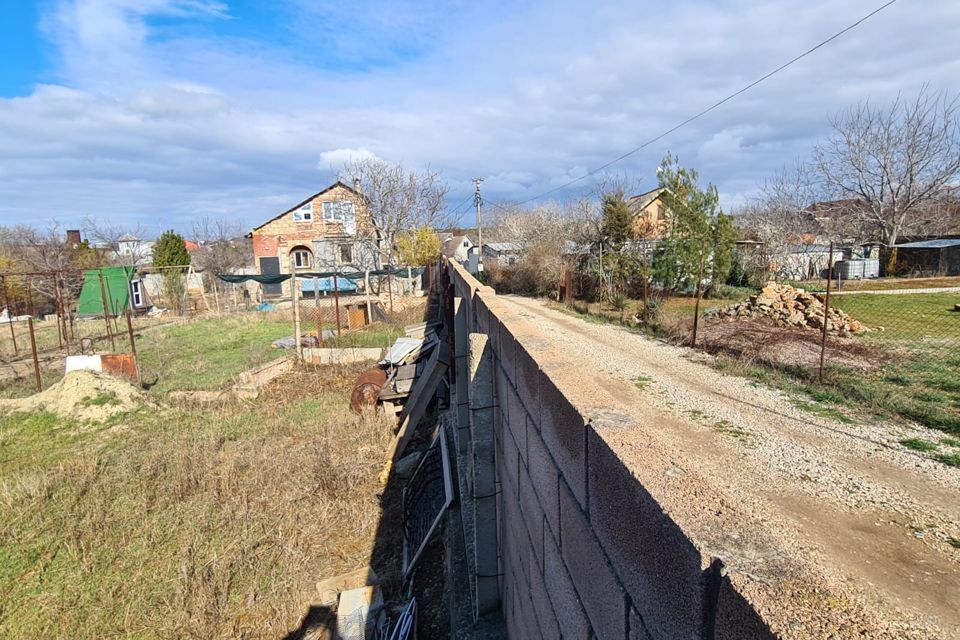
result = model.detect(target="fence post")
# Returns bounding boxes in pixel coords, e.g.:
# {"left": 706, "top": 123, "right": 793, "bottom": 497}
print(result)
{"left": 333, "top": 274, "right": 342, "bottom": 337}
{"left": 98, "top": 271, "right": 116, "bottom": 351}
{"left": 387, "top": 271, "right": 393, "bottom": 315}
{"left": 125, "top": 310, "right": 140, "bottom": 385}
{"left": 27, "top": 317, "right": 41, "bottom": 392}
{"left": 691, "top": 236, "right": 707, "bottom": 347}
{"left": 290, "top": 262, "right": 302, "bottom": 361}
{"left": 313, "top": 276, "right": 323, "bottom": 346}
{"left": 819, "top": 242, "right": 835, "bottom": 384}
{"left": 365, "top": 269, "right": 373, "bottom": 325}
{"left": 2, "top": 276, "right": 18, "bottom": 356}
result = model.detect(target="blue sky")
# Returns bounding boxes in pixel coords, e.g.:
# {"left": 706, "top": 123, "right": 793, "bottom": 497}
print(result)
{"left": 0, "top": 0, "right": 958, "bottom": 236}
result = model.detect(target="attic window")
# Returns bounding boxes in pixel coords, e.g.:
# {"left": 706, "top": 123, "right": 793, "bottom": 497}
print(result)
{"left": 463, "top": 240, "right": 469, "bottom": 247}
{"left": 293, "top": 203, "right": 313, "bottom": 222}
{"left": 323, "top": 200, "right": 356, "bottom": 223}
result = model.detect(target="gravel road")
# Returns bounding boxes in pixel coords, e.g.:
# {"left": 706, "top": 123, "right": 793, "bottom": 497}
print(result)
{"left": 500, "top": 294, "right": 960, "bottom": 638}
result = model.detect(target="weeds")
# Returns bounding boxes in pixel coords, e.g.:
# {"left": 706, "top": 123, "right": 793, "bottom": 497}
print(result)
{"left": 899, "top": 438, "right": 939, "bottom": 453}
{"left": 634, "top": 375, "right": 654, "bottom": 391}
{"left": 934, "top": 452, "right": 960, "bottom": 468}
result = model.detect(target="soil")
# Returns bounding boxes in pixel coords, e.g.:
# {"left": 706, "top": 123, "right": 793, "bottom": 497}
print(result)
{"left": 499, "top": 294, "right": 960, "bottom": 639}
{"left": 0, "top": 369, "right": 144, "bottom": 422}
{"left": 694, "top": 319, "right": 887, "bottom": 371}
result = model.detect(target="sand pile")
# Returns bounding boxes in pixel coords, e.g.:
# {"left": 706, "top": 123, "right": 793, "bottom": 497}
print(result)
{"left": 0, "top": 370, "right": 144, "bottom": 422}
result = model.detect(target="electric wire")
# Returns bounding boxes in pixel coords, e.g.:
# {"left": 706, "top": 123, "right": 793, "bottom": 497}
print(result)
{"left": 511, "top": 0, "right": 899, "bottom": 205}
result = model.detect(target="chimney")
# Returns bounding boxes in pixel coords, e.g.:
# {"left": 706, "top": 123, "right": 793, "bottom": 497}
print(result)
{"left": 353, "top": 177, "right": 361, "bottom": 193}
{"left": 66, "top": 229, "right": 81, "bottom": 246}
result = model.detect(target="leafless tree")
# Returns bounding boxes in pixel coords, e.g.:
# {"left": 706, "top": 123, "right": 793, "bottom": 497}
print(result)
{"left": 814, "top": 87, "right": 960, "bottom": 270}
{"left": 82, "top": 217, "right": 153, "bottom": 266}
{"left": 191, "top": 217, "right": 252, "bottom": 291}
{"left": 339, "top": 157, "right": 450, "bottom": 266}
{"left": 738, "top": 161, "right": 826, "bottom": 280}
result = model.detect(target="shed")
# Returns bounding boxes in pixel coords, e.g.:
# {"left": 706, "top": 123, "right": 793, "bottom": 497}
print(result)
{"left": 77, "top": 267, "right": 137, "bottom": 317}
{"left": 894, "top": 239, "right": 960, "bottom": 276}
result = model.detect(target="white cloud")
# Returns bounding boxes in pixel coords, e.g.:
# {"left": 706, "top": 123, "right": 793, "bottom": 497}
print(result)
{"left": 317, "top": 148, "right": 381, "bottom": 171}
{"left": 2, "top": 0, "right": 959, "bottom": 230}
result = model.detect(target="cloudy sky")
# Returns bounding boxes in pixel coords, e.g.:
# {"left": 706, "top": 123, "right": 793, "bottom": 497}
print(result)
{"left": 0, "top": 0, "right": 957, "bottom": 235}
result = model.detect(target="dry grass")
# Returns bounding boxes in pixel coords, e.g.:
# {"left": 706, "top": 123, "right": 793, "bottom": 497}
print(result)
{"left": 0, "top": 363, "right": 395, "bottom": 639}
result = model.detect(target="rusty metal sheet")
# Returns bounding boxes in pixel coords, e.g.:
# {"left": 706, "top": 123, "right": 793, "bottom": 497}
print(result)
{"left": 100, "top": 353, "right": 138, "bottom": 384}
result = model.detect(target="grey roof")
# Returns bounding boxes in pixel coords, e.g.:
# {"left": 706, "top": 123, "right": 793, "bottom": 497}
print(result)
{"left": 484, "top": 242, "right": 521, "bottom": 253}
{"left": 895, "top": 238, "right": 960, "bottom": 249}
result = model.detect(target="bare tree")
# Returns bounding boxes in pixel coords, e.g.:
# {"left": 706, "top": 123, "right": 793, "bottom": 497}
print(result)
{"left": 738, "top": 161, "right": 825, "bottom": 280}
{"left": 191, "top": 217, "right": 252, "bottom": 290}
{"left": 82, "top": 217, "right": 153, "bottom": 266}
{"left": 814, "top": 87, "right": 960, "bottom": 271}
{"left": 2, "top": 224, "right": 101, "bottom": 309}
{"left": 338, "top": 158, "right": 449, "bottom": 266}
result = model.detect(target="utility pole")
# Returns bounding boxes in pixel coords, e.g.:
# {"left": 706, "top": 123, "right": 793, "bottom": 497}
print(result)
{"left": 474, "top": 177, "right": 484, "bottom": 269}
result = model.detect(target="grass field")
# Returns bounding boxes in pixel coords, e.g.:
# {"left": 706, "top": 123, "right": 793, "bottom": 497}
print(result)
{"left": 0, "top": 306, "right": 418, "bottom": 639}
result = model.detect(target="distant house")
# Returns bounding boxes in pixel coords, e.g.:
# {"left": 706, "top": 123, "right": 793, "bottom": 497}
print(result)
{"left": 482, "top": 242, "right": 521, "bottom": 266}
{"left": 894, "top": 238, "right": 960, "bottom": 276}
{"left": 441, "top": 234, "right": 474, "bottom": 263}
{"left": 628, "top": 187, "right": 669, "bottom": 239}
{"left": 249, "top": 181, "right": 379, "bottom": 297}
{"left": 107, "top": 234, "right": 155, "bottom": 266}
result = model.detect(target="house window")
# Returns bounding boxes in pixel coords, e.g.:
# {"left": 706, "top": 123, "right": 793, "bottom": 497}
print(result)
{"left": 656, "top": 204, "right": 665, "bottom": 221}
{"left": 130, "top": 280, "right": 144, "bottom": 307}
{"left": 293, "top": 203, "right": 313, "bottom": 222}
{"left": 291, "top": 247, "right": 312, "bottom": 269}
{"left": 339, "top": 244, "right": 353, "bottom": 264}
{"left": 322, "top": 200, "right": 356, "bottom": 223}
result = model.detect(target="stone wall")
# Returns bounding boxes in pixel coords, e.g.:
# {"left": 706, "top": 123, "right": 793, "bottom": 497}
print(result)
{"left": 445, "top": 258, "right": 774, "bottom": 640}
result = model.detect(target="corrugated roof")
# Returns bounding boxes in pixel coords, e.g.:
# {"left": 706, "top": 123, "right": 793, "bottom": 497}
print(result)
{"left": 484, "top": 242, "right": 521, "bottom": 252}
{"left": 895, "top": 238, "right": 960, "bottom": 249}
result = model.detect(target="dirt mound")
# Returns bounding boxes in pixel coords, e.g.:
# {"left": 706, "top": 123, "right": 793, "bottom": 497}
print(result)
{"left": 707, "top": 282, "right": 866, "bottom": 335}
{"left": 0, "top": 370, "right": 144, "bottom": 422}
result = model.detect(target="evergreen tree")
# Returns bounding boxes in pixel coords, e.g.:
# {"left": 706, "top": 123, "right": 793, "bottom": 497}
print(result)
{"left": 152, "top": 230, "right": 190, "bottom": 268}
{"left": 600, "top": 191, "right": 635, "bottom": 251}
{"left": 653, "top": 153, "right": 736, "bottom": 293}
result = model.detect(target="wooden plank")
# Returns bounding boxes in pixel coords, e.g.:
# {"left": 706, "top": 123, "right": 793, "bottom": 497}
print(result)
{"left": 380, "top": 342, "right": 449, "bottom": 482}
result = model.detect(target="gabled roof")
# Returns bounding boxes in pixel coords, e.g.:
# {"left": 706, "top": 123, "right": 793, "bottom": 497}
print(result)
{"left": 251, "top": 181, "right": 363, "bottom": 232}
{"left": 628, "top": 187, "right": 664, "bottom": 210}
{"left": 440, "top": 235, "right": 472, "bottom": 257}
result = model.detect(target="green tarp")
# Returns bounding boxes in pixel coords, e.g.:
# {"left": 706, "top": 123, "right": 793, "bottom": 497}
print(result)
{"left": 216, "top": 266, "right": 425, "bottom": 284}
{"left": 77, "top": 267, "right": 136, "bottom": 318}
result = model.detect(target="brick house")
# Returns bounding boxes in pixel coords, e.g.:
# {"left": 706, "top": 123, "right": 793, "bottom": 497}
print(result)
{"left": 250, "top": 181, "right": 380, "bottom": 297}
{"left": 628, "top": 187, "right": 669, "bottom": 239}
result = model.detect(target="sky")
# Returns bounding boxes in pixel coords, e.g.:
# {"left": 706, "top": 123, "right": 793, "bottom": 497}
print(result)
{"left": 0, "top": 0, "right": 958, "bottom": 236}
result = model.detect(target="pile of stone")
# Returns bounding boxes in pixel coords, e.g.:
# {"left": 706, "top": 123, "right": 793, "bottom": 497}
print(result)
{"left": 707, "top": 282, "right": 866, "bottom": 335}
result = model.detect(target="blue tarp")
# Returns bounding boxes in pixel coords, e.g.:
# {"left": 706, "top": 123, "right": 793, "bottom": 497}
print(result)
{"left": 300, "top": 277, "right": 358, "bottom": 293}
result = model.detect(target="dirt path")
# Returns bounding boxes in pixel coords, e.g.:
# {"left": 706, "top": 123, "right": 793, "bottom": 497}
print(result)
{"left": 500, "top": 295, "right": 960, "bottom": 637}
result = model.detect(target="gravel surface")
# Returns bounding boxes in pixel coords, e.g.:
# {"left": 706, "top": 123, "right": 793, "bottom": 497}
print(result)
{"left": 500, "top": 294, "right": 960, "bottom": 638}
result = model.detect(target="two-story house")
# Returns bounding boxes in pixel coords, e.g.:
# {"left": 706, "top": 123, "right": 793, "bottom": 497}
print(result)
{"left": 628, "top": 187, "right": 670, "bottom": 239}
{"left": 250, "top": 181, "right": 379, "bottom": 297}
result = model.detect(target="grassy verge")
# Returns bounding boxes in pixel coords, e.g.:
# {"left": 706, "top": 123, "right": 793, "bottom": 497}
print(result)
{"left": 0, "top": 362, "right": 395, "bottom": 639}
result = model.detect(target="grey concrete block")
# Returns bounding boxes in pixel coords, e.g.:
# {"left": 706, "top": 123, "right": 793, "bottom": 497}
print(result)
{"left": 498, "top": 319, "right": 518, "bottom": 385}
{"left": 526, "top": 545, "right": 561, "bottom": 640}
{"left": 560, "top": 481, "right": 627, "bottom": 640}
{"left": 505, "top": 384, "right": 528, "bottom": 463}
{"left": 515, "top": 340, "right": 541, "bottom": 421}
{"left": 526, "top": 420, "right": 560, "bottom": 543}
{"left": 539, "top": 371, "right": 588, "bottom": 509}
{"left": 517, "top": 464, "right": 545, "bottom": 573}
{"left": 587, "top": 428, "right": 707, "bottom": 640}
{"left": 544, "top": 524, "right": 592, "bottom": 640}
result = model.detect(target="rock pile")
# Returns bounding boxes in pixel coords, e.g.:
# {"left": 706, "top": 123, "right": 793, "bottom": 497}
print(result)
{"left": 708, "top": 282, "right": 866, "bottom": 335}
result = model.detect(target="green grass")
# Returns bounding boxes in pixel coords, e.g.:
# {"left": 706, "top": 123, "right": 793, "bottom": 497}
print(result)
{"left": 323, "top": 323, "right": 404, "bottom": 348}
{"left": 634, "top": 375, "right": 654, "bottom": 390}
{"left": 790, "top": 398, "right": 855, "bottom": 424}
{"left": 831, "top": 293, "right": 960, "bottom": 342}
{"left": 714, "top": 420, "right": 753, "bottom": 443}
{"left": 941, "top": 437, "right": 960, "bottom": 448}
{"left": 900, "top": 438, "right": 939, "bottom": 452}
{"left": 137, "top": 315, "right": 293, "bottom": 394}
{"left": 934, "top": 452, "right": 960, "bottom": 468}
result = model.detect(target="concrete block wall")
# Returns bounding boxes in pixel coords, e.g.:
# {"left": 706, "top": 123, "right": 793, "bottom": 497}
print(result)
{"left": 446, "top": 259, "right": 770, "bottom": 640}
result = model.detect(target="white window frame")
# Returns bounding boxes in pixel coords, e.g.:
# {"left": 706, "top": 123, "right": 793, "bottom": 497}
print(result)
{"left": 322, "top": 200, "right": 356, "bottom": 222}
{"left": 292, "top": 249, "right": 312, "bottom": 269}
{"left": 293, "top": 203, "right": 313, "bottom": 222}
{"left": 130, "top": 279, "right": 144, "bottom": 307}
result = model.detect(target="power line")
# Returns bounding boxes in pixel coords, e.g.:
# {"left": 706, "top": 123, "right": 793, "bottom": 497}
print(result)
{"left": 513, "top": 0, "right": 899, "bottom": 205}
